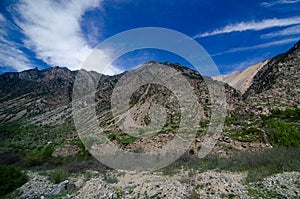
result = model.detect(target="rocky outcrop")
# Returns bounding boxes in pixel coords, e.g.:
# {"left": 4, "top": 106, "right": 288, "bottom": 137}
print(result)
{"left": 243, "top": 40, "right": 300, "bottom": 113}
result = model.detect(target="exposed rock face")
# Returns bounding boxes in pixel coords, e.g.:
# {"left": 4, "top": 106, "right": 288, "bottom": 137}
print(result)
{"left": 0, "top": 62, "right": 242, "bottom": 126}
{"left": 213, "top": 40, "right": 300, "bottom": 114}
{"left": 0, "top": 67, "right": 76, "bottom": 124}
{"left": 243, "top": 40, "right": 300, "bottom": 113}
{"left": 213, "top": 59, "right": 269, "bottom": 94}
{"left": 50, "top": 180, "right": 76, "bottom": 195}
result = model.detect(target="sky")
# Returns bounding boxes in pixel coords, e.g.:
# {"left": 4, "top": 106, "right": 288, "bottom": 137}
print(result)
{"left": 0, "top": 0, "right": 299, "bottom": 75}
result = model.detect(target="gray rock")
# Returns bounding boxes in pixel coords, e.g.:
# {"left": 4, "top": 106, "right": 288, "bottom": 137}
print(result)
{"left": 109, "top": 193, "right": 117, "bottom": 199}
{"left": 149, "top": 190, "right": 159, "bottom": 198}
{"left": 50, "top": 180, "right": 76, "bottom": 195}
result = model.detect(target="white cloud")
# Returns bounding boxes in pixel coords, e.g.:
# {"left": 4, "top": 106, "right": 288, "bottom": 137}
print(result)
{"left": 10, "top": 0, "right": 122, "bottom": 75}
{"left": 194, "top": 16, "right": 300, "bottom": 38}
{"left": 261, "top": 0, "right": 300, "bottom": 7}
{"left": 0, "top": 11, "right": 33, "bottom": 71}
{"left": 261, "top": 25, "right": 300, "bottom": 38}
{"left": 0, "top": 37, "right": 33, "bottom": 71}
{"left": 83, "top": 49, "right": 124, "bottom": 76}
{"left": 212, "top": 38, "right": 299, "bottom": 56}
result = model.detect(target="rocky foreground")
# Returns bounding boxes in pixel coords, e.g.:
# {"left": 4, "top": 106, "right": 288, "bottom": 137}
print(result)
{"left": 17, "top": 169, "right": 300, "bottom": 199}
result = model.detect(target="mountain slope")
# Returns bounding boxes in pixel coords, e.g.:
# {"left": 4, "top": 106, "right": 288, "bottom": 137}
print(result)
{"left": 213, "top": 60, "right": 269, "bottom": 94}
{"left": 243, "top": 40, "right": 300, "bottom": 113}
{"left": 0, "top": 62, "right": 242, "bottom": 154}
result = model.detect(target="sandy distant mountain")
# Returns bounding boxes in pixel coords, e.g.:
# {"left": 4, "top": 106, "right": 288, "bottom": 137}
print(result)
{"left": 213, "top": 60, "right": 269, "bottom": 94}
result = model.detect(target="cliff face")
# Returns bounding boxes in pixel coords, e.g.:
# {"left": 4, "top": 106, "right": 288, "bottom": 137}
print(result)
{"left": 243, "top": 40, "right": 300, "bottom": 113}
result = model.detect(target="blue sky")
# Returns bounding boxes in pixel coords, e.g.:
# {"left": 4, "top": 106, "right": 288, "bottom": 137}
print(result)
{"left": 0, "top": 0, "right": 299, "bottom": 75}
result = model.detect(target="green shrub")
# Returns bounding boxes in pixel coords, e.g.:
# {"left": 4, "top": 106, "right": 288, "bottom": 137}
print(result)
{"left": 219, "top": 146, "right": 300, "bottom": 182}
{"left": 225, "top": 114, "right": 238, "bottom": 124}
{"left": 48, "top": 168, "right": 68, "bottom": 184}
{"left": 161, "top": 145, "right": 300, "bottom": 182}
{"left": 24, "top": 150, "right": 44, "bottom": 166}
{"left": 42, "top": 145, "right": 55, "bottom": 159}
{"left": 0, "top": 165, "right": 28, "bottom": 196}
{"left": 266, "top": 119, "right": 300, "bottom": 147}
{"left": 229, "top": 127, "right": 265, "bottom": 142}
{"left": 24, "top": 145, "right": 55, "bottom": 167}
{"left": 108, "top": 133, "right": 117, "bottom": 140}
{"left": 76, "top": 140, "right": 91, "bottom": 160}
{"left": 118, "top": 136, "right": 137, "bottom": 144}
{"left": 104, "top": 176, "right": 119, "bottom": 184}
{"left": 270, "top": 108, "right": 300, "bottom": 119}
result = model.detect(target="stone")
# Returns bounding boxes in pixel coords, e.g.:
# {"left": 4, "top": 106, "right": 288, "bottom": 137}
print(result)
{"left": 149, "top": 190, "right": 159, "bottom": 198}
{"left": 50, "top": 180, "right": 76, "bottom": 195}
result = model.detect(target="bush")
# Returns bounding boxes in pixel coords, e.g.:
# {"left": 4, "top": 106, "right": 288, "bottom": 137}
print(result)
{"left": 270, "top": 108, "right": 300, "bottom": 119}
{"left": 48, "top": 168, "right": 68, "bottom": 184}
{"left": 225, "top": 114, "right": 238, "bottom": 124}
{"left": 266, "top": 119, "right": 300, "bottom": 147}
{"left": 24, "top": 150, "right": 45, "bottom": 167}
{"left": 104, "top": 176, "right": 119, "bottom": 184}
{"left": 24, "top": 145, "right": 55, "bottom": 167}
{"left": 0, "top": 165, "right": 28, "bottom": 196}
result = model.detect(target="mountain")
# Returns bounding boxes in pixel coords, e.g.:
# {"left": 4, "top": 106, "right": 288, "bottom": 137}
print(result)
{"left": 243, "top": 40, "right": 300, "bottom": 113}
{"left": 213, "top": 59, "right": 269, "bottom": 94}
{"left": 0, "top": 40, "right": 299, "bottom": 152}
{"left": 0, "top": 42, "right": 300, "bottom": 199}
{"left": 0, "top": 61, "right": 242, "bottom": 155}
{"left": 214, "top": 40, "right": 300, "bottom": 114}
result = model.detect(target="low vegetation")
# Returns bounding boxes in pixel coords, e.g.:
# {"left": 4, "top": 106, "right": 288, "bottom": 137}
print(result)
{"left": 162, "top": 145, "right": 300, "bottom": 182}
{"left": 48, "top": 168, "right": 69, "bottom": 184}
{"left": 265, "top": 119, "right": 300, "bottom": 147}
{"left": 0, "top": 165, "right": 28, "bottom": 196}
{"left": 0, "top": 107, "right": 299, "bottom": 196}
{"left": 228, "top": 127, "right": 265, "bottom": 142}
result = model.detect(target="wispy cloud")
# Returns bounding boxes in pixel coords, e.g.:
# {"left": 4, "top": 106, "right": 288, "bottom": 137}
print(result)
{"left": 212, "top": 38, "right": 299, "bottom": 56}
{"left": 0, "top": 38, "right": 34, "bottom": 72}
{"left": 3, "top": 0, "right": 123, "bottom": 75}
{"left": 260, "top": 0, "right": 300, "bottom": 7}
{"left": 261, "top": 25, "right": 300, "bottom": 38}
{"left": 194, "top": 16, "right": 300, "bottom": 38}
{"left": 0, "top": 12, "right": 34, "bottom": 71}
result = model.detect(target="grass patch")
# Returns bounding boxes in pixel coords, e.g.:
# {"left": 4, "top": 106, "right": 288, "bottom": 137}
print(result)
{"left": 229, "top": 127, "right": 265, "bottom": 142}
{"left": 118, "top": 136, "right": 138, "bottom": 144}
